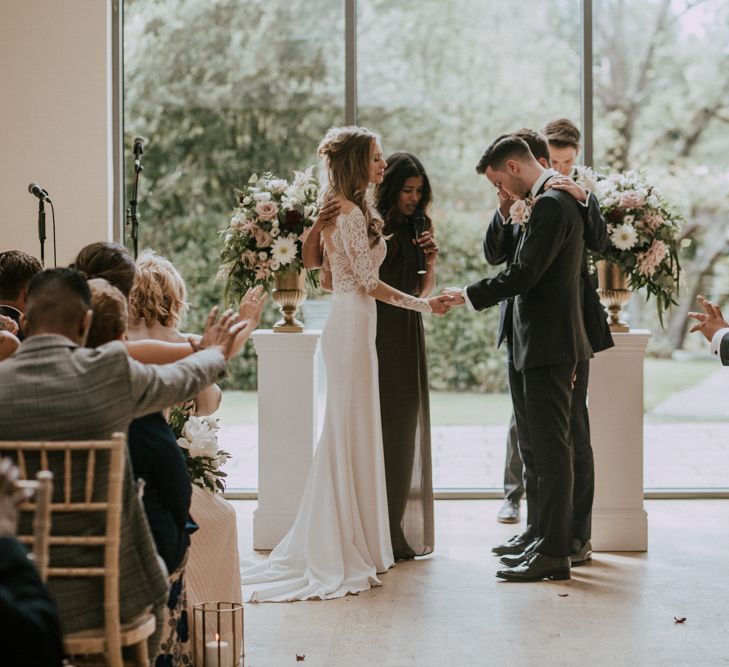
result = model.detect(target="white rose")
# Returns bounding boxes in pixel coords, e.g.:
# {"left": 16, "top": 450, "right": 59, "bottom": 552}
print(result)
{"left": 181, "top": 417, "right": 218, "bottom": 459}
{"left": 253, "top": 191, "right": 272, "bottom": 202}
{"left": 624, "top": 214, "right": 635, "bottom": 224}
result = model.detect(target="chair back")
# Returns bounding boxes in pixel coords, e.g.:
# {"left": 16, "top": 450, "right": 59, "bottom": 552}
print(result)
{"left": 15, "top": 470, "right": 54, "bottom": 581}
{"left": 0, "top": 433, "right": 126, "bottom": 664}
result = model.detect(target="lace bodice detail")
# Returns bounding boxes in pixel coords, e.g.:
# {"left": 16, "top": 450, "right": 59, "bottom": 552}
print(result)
{"left": 327, "top": 208, "right": 431, "bottom": 313}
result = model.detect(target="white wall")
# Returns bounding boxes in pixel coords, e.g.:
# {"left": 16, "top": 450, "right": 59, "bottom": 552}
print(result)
{"left": 0, "top": 0, "right": 114, "bottom": 266}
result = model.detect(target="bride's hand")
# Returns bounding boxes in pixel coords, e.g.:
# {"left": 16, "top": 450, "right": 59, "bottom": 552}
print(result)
{"left": 428, "top": 293, "right": 454, "bottom": 316}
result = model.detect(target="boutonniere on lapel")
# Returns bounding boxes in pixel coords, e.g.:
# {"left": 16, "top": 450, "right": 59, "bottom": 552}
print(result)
{"left": 508, "top": 194, "right": 536, "bottom": 226}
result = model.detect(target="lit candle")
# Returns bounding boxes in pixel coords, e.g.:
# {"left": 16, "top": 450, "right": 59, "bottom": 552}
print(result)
{"left": 204, "top": 633, "right": 231, "bottom": 667}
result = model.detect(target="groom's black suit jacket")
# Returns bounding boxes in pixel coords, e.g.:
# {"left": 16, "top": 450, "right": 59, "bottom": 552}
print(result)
{"left": 467, "top": 186, "right": 592, "bottom": 372}
{"left": 483, "top": 193, "right": 614, "bottom": 357}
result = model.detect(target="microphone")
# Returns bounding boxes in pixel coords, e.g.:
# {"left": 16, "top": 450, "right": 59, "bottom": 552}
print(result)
{"left": 133, "top": 136, "right": 145, "bottom": 156}
{"left": 28, "top": 182, "right": 51, "bottom": 202}
{"left": 411, "top": 210, "right": 427, "bottom": 275}
{"left": 133, "top": 136, "right": 146, "bottom": 170}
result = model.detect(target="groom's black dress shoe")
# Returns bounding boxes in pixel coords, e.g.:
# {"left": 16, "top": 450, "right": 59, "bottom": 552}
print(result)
{"left": 496, "top": 553, "right": 571, "bottom": 582}
{"left": 499, "top": 540, "right": 538, "bottom": 568}
{"left": 491, "top": 534, "right": 534, "bottom": 556}
{"left": 570, "top": 539, "right": 592, "bottom": 567}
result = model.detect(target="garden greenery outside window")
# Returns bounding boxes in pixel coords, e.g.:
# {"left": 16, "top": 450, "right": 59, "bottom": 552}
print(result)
{"left": 123, "top": 0, "right": 729, "bottom": 493}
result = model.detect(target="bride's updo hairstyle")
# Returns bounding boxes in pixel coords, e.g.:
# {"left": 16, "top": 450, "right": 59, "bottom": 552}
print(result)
{"left": 317, "top": 126, "right": 384, "bottom": 244}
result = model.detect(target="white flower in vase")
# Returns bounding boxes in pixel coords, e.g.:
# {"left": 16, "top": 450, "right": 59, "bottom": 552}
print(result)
{"left": 610, "top": 223, "right": 639, "bottom": 250}
{"left": 271, "top": 235, "right": 298, "bottom": 265}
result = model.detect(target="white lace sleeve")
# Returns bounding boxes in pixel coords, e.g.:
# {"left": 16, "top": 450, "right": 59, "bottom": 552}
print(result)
{"left": 387, "top": 294, "right": 432, "bottom": 313}
{"left": 339, "top": 208, "right": 380, "bottom": 292}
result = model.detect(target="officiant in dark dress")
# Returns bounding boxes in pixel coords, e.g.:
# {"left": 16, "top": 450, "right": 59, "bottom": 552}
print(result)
{"left": 374, "top": 152, "right": 437, "bottom": 560}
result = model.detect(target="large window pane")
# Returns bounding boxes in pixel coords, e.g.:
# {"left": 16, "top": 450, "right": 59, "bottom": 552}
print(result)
{"left": 124, "top": 0, "right": 345, "bottom": 490}
{"left": 358, "top": 0, "right": 582, "bottom": 489}
{"left": 593, "top": 0, "right": 729, "bottom": 489}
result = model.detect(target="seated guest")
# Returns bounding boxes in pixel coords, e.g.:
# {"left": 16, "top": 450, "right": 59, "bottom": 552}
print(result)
{"left": 71, "top": 241, "right": 136, "bottom": 297}
{"left": 0, "top": 268, "right": 250, "bottom": 656}
{"left": 87, "top": 278, "right": 197, "bottom": 574}
{"left": 87, "top": 276, "right": 265, "bottom": 665}
{"left": 77, "top": 243, "right": 222, "bottom": 416}
{"left": 88, "top": 278, "right": 197, "bottom": 666}
{"left": 128, "top": 249, "right": 222, "bottom": 415}
{"left": 0, "top": 316, "right": 20, "bottom": 362}
{"left": 0, "top": 250, "right": 43, "bottom": 338}
{"left": 126, "top": 251, "right": 249, "bottom": 637}
{"left": 0, "top": 458, "right": 64, "bottom": 667}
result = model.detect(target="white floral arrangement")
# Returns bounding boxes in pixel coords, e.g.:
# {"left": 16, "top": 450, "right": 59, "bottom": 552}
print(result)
{"left": 219, "top": 168, "right": 320, "bottom": 301}
{"left": 589, "top": 168, "right": 682, "bottom": 323}
{"left": 170, "top": 407, "right": 231, "bottom": 493}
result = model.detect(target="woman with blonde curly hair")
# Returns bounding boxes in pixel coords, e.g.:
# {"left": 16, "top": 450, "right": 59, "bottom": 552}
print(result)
{"left": 243, "top": 127, "right": 451, "bottom": 602}
{"left": 127, "top": 250, "right": 221, "bottom": 415}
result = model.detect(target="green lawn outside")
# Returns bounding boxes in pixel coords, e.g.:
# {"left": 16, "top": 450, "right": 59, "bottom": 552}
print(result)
{"left": 218, "top": 358, "right": 719, "bottom": 427}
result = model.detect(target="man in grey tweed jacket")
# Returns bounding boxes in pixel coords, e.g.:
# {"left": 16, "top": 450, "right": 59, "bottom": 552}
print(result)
{"left": 0, "top": 268, "right": 248, "bottom": 655}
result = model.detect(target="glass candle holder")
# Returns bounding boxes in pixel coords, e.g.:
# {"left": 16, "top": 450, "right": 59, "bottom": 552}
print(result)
{"left": 193, "top": 601, "right": 244, "bottom": 667}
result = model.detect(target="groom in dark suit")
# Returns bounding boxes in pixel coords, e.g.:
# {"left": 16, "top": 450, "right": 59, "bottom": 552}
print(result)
{"left": 446, "top": 134, "right": 592, "bottom": 581}
{"left": 486, "top": 128, "right": 614, "bottom": 567}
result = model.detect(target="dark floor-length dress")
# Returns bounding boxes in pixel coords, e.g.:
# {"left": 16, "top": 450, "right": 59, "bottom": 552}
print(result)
{"left": 376, "top": 220, "right": 435, "bottom": 559}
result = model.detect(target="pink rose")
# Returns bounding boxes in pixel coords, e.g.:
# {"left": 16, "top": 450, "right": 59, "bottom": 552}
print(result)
{"left": 619, "top": 191, "right": 645, "bottom": 208}
{"left": 509, "top": 199, "right": 532, "bottom": 226}
{"left": 255, "top": 201, "right": 279, "bottom": 222}
{"left": 253, "top": 228, "right": 273, "bottom": 248}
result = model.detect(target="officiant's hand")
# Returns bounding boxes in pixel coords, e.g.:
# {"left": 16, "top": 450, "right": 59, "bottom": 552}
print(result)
{"left": 416, "top": 231, "right": 439, "bottom": 266}
{"left": 688, "top": 295, "right": 729, "bottom": 342}
{"left": 442, "top": 287, "right": 466, "bottom": 306}
{"left": 545, "top": 175, "right": 588, "bottom": 204}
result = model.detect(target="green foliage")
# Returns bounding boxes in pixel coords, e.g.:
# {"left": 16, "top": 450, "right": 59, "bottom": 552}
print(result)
{"left": 424, "top": 211, "right": 507, "bottom": 392}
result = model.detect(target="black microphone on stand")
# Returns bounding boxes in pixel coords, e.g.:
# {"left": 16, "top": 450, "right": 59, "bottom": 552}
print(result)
{"left": 28, "top": 182, "right": 52, "bottom": 266}
{"left": 127, "top": 136, "right": 146, "bottom": 259}
{"left": 411, "top": 210, "right": 427, "bottom": 275}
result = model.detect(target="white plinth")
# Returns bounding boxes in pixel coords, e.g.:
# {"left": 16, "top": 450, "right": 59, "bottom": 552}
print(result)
{"left": 251, "top": 330, "right": 321, "bottom": 549}
{"left": 588, "top": 330, "right": 651, "bottom": 551}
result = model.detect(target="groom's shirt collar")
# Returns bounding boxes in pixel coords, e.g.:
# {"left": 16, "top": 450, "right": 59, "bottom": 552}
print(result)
{"left": 531, "top": 168, "right": 559, "bottom": 198}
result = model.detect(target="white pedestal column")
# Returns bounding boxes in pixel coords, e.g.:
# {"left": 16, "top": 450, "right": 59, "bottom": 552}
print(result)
{"left": 251, "top": 330, "right": 321, "bottom": 549}
{"left": 588, "top": 330, "right": 651, "bottom": 551}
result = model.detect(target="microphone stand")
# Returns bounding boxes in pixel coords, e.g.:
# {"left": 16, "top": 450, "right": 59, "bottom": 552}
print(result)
{"left": 126, "top": 149, "right": 143, "bottom": 260}
{"left": 37, "top": 198, "right": 46, "bottom": 267}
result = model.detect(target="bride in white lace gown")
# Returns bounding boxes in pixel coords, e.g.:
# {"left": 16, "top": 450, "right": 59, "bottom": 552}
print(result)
{"left": 242, "top": 127, "right": 449, "bottom": 602}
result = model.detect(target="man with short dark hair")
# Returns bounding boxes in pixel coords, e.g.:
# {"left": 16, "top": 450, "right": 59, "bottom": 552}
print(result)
{"left": 482, "top": 128, "right": 613, "bottom": 571}
{"left": 446, "top": 134, "right": 592, "bottom": 581}
{"left": 0, "top": 267, "right": 248, "bottom": 653}
{"left": 543, "top": 117, "right": 581, "bottom": 175}
{"left": 0, "top": 250, "right": 43, "bottom": 337}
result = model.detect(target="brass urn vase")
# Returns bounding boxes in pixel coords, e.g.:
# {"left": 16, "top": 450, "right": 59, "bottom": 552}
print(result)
{"left": 596, "top": 260, "right": 631, "bottom": 332}
{"left": 272, "top": 268, "right": 307, "bottom": 333}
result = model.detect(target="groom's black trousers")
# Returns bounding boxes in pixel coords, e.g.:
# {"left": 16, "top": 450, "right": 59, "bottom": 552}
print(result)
{"left": 508, "top": 360, "right": 576, "bottom": 558}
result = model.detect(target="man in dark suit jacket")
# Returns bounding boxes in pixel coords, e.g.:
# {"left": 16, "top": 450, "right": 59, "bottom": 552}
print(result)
{"left": 0, "top": 250, "right": 43, "bottom": 341}
{"left": 445, "top": 134, "right": 592, "bottom": 581}
{"left": 485, "top": 129, "right": 614, "bottom": 568}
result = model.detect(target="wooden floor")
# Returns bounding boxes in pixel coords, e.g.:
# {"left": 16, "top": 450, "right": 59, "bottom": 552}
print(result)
{"left": 235, "top": 500, "right": 729, "bottom": 667}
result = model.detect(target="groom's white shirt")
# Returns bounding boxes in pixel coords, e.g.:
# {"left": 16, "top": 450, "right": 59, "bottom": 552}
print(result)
{"left": 463, "top": 168, "right": 559, "bottom": 312}
{"left": 710, "top": 328, "right": 729, "bottom": 358}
